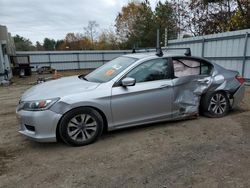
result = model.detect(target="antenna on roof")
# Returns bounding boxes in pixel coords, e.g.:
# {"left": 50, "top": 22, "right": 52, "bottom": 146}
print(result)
{"left": 156, "top": 29, "right": 163, "bottom": 57}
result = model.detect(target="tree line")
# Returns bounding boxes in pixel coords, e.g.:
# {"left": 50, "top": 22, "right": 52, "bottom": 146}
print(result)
{"left": 14, "top": 0, "right": 249, "bottom": 51}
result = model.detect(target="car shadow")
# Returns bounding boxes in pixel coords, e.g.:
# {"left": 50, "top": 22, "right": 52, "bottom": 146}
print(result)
{"left": 24, "top": 117, "right": 196, "bottom": 149}
{"left": 25, "top": 139, "right": 67, "bottom": 149}
{"left": 24, "top": 107, "right": 247, "bottom": 149}
{"left": 226, "top": 104, "right": 249, "bottom": 117}
{"left": 101, "top": 116, "right": 198, "bottom": 140}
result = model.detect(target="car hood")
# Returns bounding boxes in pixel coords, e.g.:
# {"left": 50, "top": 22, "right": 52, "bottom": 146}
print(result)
{"left": 21, "top": 76, "right": 100, "bottom": 101}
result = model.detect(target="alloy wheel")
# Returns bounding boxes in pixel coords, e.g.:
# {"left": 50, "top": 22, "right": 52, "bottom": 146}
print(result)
{"left": 67, "top": 114, "right": 97, "bottom": 141}
{"left": 208, "top": 93, "right": 227, "bottom": 115}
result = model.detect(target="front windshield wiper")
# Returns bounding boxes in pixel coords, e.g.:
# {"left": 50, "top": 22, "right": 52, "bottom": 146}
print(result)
{"left": 78, "top": 75, "right": 103, "bottom": 83}
{"left": 79, "top": 75, "right": 88, "bottom": 81}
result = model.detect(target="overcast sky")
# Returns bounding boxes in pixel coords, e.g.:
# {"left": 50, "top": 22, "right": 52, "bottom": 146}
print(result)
{"left": 0, "top": 0, "right": 160, "bottom": 44}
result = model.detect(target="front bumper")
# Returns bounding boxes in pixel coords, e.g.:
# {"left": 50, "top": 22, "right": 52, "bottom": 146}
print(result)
{"left": 16, "top": 109, "right": 62, "bottom": 142}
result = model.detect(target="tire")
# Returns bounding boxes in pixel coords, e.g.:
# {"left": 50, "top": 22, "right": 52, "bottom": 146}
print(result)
{"left": 59, "top": 107, "right": 104, "bottom": 146}
{"left": 200, "top": 91, "right": 230, "bottom": 118}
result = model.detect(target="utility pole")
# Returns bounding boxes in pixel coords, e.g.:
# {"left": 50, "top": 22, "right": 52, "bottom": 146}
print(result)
{"left": 164, "top": 28, "right": 168, "bottom": 47}
{"left": 177, "top": 0, "right": 181, "bottom": 39}
{"left": 156, "top": 29, "right": 163, "bottom": 57}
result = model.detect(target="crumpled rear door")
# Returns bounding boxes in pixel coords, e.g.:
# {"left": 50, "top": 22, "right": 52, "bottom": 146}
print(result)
{"left": 172, "top": 75, "right": 211, "bottom": 118}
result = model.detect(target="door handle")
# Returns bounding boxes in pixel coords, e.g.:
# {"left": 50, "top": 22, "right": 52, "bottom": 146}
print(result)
{"left": 160, "top": 84, "right": 171, "bottom": 89}
{"left": 197, "top": 78, "right": 210, "bottom": 84}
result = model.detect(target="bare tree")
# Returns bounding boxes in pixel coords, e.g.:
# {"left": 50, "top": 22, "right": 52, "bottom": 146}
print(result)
{"left": 84, "top": 21, "right": 99, "bottom": 48}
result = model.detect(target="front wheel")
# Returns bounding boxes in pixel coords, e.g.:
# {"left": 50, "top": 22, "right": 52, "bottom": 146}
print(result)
{"left": 59, "top": 107, "right": 104, "bottom": 146}
{"left": 200, "top": 91, "right": 230, "bottom": 118}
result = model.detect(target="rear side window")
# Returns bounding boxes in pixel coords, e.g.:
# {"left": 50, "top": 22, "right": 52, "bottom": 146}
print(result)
{"left": 173, "top": 58, "right": 212, "bottom": 78}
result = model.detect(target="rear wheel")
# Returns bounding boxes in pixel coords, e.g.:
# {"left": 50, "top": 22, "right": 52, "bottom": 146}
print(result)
{"left": 59, "top": 107, "right": 104, "bottom": 146}
{"left": 201, "top": 91, "right": 230, "bottom": 118}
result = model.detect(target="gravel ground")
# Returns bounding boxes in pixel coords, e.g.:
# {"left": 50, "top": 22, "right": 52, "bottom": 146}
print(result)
{"left": 0, "top": 72, "right": 250, "bottom": 188}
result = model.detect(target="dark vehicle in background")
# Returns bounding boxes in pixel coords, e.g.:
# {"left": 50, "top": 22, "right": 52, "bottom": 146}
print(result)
{"left": 37, "top": 66, "right": 55, "bottom": 74}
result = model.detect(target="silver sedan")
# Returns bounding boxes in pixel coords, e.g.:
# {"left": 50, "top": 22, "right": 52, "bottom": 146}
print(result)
{"left": 16, "top": 52, "right": 245, "bottom": 146}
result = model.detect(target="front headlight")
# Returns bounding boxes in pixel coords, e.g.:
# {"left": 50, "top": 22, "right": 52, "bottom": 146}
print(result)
{"left": 18, "top": 98, "right": 60, "bottom": 111}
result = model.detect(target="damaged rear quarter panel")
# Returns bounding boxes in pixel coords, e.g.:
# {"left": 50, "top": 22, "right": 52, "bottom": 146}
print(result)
{"left": 171, "top": 63, "right": 243, "bottom": 119}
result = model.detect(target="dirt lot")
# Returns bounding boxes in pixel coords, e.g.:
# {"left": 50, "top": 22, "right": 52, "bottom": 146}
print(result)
{"left": 1, "top": 71, "right": 250, "bottom": 188}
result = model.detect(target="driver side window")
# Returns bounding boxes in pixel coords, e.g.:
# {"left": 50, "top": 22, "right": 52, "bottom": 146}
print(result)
{"left": 126, "top": 58, "right": 169, "bottom": 83}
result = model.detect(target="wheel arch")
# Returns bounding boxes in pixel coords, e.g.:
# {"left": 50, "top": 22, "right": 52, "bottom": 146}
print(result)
{"left": 200, "top": 89, "right": 230, "bottom": 103}
{"left": 199, "top": 89, "right": 231, "bottom": 117}
{"left": 56, "top": 106, "right": 108, "bottom": 141}
{"left": 210, "top": 89, "right": 232, "bottom": 107}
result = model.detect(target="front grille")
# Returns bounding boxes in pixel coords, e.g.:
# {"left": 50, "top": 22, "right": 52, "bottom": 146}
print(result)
{"left": 25, "top": 124, "right": 35, "bottom": 132}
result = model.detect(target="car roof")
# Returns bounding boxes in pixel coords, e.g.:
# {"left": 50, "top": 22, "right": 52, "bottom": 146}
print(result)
{"left": 123, "top": 52, "right": 216, "bottom": 66}
{"left": 123, "top": 52, "right": 184, "bottom": 59}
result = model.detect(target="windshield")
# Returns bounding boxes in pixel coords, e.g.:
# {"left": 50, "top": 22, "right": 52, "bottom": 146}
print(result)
{"left": 84, "top": 56, "right": 137, "bottom": 83}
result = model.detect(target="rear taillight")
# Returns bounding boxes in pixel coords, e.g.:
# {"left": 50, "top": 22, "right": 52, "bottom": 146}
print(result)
{"left": 236, "top": 75, "right": 245, "bottom": 84}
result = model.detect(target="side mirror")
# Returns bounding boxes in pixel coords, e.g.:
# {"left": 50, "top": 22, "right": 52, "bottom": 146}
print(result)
{"left": 121, "top": 77, "right": 136, "bottom": 87}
